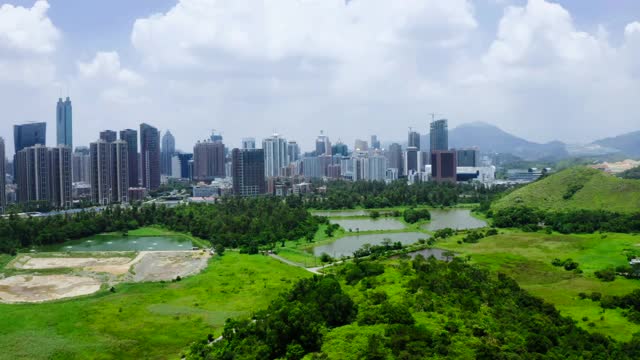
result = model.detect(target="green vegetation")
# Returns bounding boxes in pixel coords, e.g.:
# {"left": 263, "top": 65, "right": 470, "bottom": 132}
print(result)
{"left": 402, "top": 208, "right": 431, "bottom": 224}
{"left": 186, "top": 256, "right": 640, "bottom": 359}
{"left": 0, "top": 197, "right": 321, "bottom": 255}
{"left": 435, "top": 231, "right": 640, "bottom": 340}
{"left": 0, "top": 252, "right": 310, "bottom": 360}
{"left": 493, "top": 167, "right": 640, "bottom": 213}
{"left": 304, "top": 180, "right": 504, "bottom": 209}
{"left": 620, "top": 166, "right": 640, "bottom": 179}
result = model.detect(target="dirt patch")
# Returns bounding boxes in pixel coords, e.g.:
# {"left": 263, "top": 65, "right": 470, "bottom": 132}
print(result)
{"left": 131, "top": 251, "right": 210, "bottom": 282}
{"left": 0, "top": 275, "right": 101, "bottom": 303}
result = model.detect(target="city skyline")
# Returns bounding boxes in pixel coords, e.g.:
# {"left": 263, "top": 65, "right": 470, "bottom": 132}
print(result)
{"left": 1, "top": 0, "right": 639, "bottom": 154}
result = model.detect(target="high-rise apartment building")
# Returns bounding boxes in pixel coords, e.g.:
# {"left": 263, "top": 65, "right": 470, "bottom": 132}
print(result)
{"left": 431, "top": 150, "right": 457, "bottom": 183}
{"left": 387, "top": 143, "right": 403, "bottom": 175}
{"left": 368, "top": 154, "right": 387, "bottom": 181}
{"left": 193, "top": 140, "right": 225, "bottom": 182}
{"left": 430, "top": 119, "right": 449, "bottom": 152}
{"left": 119, "top": 129, "right": 139, "bottom": 187}
{"left": 49, "top": 146, "right": 73, "bottom": 208}
{"left": 262, "top": 134, "right": 288, "bottom": 177}
{"left": 110, "top": 140, "right": 129, "bottom": 203}
{"left": 56, "top": 97, "right": 73, "bottom": 148}
{"left": 457, "top": 148, "right": 480, "bottom": 167}
{"left": 90, "top": 140, "right": 129, "bottom": 205}
{"left": 72, "top": 147, "right": 91, "bottom": 183}
{"left": 140, "top": 123, "right": 160, "bottom": 190}
{"left": 100, "top": 130, "right": 117, "bottom": 143}
{"left": 0, "top": 137, "right": 5, "bottom": 213}
{"left": 232, "top": 148, "right": 265, "bottom": 196}
{"left": 14, "top": 122, "right": 46, "bottom": 153}
{"left": 161, "top": 130, "right": 176, "bottom": 175}
{"left": 408, "top": 131, "right": 421, "bottom": 150}
{"left": 15, "top": 145, "right": 72, "bottom": 208}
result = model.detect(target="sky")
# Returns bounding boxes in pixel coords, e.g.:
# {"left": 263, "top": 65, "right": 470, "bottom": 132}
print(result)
{"left": 0, "top": 0, "right": 639, "bottom": 155}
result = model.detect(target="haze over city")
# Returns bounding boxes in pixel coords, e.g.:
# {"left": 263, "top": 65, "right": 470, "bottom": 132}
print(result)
{"left": 1, "top": 0, "right": 640, "bottom": 154}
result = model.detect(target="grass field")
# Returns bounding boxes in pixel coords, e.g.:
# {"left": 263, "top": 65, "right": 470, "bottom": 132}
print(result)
{"left": 436, "top": 230, "right": 640, "bottom": 341}
{"left": 493, "top": 167, "right": 640, "bottom": 213}
{"left": 0, "top": 252, "right": 310, "bottom": 360}
{"left": 107, "top": 226, "right": 212, "bottom": 248}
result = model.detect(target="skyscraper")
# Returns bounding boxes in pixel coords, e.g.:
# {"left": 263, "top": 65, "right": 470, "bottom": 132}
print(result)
{"left": 370, "top": 135, "right": 381, "bottom": 150}
{"left": 0, "top": 137, "right": 5, "bottom": 213}
{"left": 332, "top": 142, "right": 349, "bottom": 156}
{"left": 56, "top": 97, "right": 73, "bottom": 148}
{"left": 287, "top": 141, "right": 300, "bottom": 163}
{"left": 161, "top": 130, "right": 176, "bottom": 176}
{"left": 315, "top": 131, "right": 331, "bottom": 156}
{"left": 404, "top": 147, "right": 421, "bottom": 176}
{"left": 408, "top": 131, "right": 420, "bottom": 150}
{"left": 354, "top": 139, "right": 368, "bottom": 152}
{"left": 232, "top": 148, "right": 265, "bottom": 196}
{"left": 262, "top": 134, "right": 288, "bottom": 177}
{"left": 140, "top": 123, "right": 160, "bottom": 190}
{"left": 172, "top": 153, "right": 193, "bottom": 180}
{"left": 430, "top": 119, "right": 449, "bottom": 152}
{"left": 431, "top": 150, "right": 457, "bottom": 183}
{"left": 193, "top": 140, "right": 225, "bottom": 182}
{"left": 242, "top": 138, "right": 256, "bottom": 150}
{"left": 457, "top": 148, "right": 480, "bottom": 167}
{"left": 119, "top": 129, "right": 139, "bottom": 187}
{"left": 367, "top": 154, "right": 387, "bottom": 181}
{"left": 14, "top": 122, "right": 46, "bottom": 153}
{"left": 387, "top": 143, "right": 403, "bottom": 175}
{"left": 100, "top": 130, "right": 117, "bottom": 143}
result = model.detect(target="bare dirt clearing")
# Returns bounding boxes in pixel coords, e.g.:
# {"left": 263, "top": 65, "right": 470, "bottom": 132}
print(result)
{"left": 0, "top": 275, "right": 101, "bottom": 303}
{"left": 130, "top": 251, "right": 211, "bottom": 282}
{"left": 1, "top": 251, "right": 211, "bottom": 303}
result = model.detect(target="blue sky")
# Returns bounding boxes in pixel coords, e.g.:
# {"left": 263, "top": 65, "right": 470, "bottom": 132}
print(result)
{"left": 0, "top": 0, "right": 639, "bottom": 154}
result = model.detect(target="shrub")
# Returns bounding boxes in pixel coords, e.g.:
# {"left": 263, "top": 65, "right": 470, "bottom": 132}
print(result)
{"left": 594, "top": 268, "right": 616, "bottom": 282}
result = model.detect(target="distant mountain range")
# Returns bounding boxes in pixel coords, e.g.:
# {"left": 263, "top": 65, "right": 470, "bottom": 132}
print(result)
{"left": 416, "top": 122, "right": 639, "bottom": 161}
{"left": 448, "top": 122, "right": 568, "bottom": 160}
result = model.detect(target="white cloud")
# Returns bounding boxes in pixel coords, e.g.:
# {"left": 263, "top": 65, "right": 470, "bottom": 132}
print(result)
{"left": 0, "top": 0, "right": 59, "bottom": 87}
{"left": 0, "top": 0, "right": 60, "bottom": 54}
{"left": 77, "top": 51, "right": 144, "bottom": 86}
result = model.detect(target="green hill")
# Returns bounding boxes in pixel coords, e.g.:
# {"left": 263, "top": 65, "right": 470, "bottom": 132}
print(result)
{"left": 493, "top": 167, "right": 640, "bottom": 213}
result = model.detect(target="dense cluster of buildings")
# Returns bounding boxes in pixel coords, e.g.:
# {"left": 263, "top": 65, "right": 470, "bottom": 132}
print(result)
{"left": 0, "top": 97, "right": 497, "bottom": 213}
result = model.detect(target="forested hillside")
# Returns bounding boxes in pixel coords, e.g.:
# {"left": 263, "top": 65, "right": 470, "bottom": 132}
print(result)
{"left": 186, "top": 256, "right": 640, "bottom": 359}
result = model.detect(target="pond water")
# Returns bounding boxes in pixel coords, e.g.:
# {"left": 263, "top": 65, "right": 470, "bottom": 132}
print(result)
{"left": 312, "top": 210, "right": 369, "bottom": 217}
{"left": 425, "top": 209, "right": 487, "bottom": 231}
{"left": 330, "top": 218, "right": 405, "bottom": 231}
{"left": 402, "top": 248, "right": 454, "bottom": 261}
{"left": 38, "top": 236, "right": 194, "bottom": 252}
{"left": 313, "top": 232, "right": 429, "bottom": 258}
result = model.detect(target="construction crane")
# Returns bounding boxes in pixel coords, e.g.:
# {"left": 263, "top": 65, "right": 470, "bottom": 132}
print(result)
{"left": 427, "top": 113, "right": 441, "bottom": 123}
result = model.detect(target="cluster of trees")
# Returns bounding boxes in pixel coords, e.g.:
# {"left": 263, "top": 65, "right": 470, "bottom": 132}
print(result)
{"left": 402, "top": 208, "right": 431, "bottom": 223}
{"left": 492, "top": 206, "right": 640, "bottom": 234}
{"left": 551, "top": 258, "right": 581, "bottom": 272}
{"left": 304, "top": 180, "right": 505, "bottom": 210}
{"left": 462, "top": 228, "right": 498, "bottom": 243}
{"left": 0, "top": 206, "right": 160, "bottom": 254}
{"left": 160, "top": 197, "right": 321, "bottom": 250}
{"left": 0, "top": 197, "right": 322, "bottom": 255}
{"left": 599, "top": 289, "right": 640, "bottom": 324}
{"left": 186, "top": 276, "right": 356, "bottom": 359}
{"left": 352, "top": 240, "right": 403, "bottom": 259}
{"left": 187, "top": 254, "right": 640, "bottom": 359}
